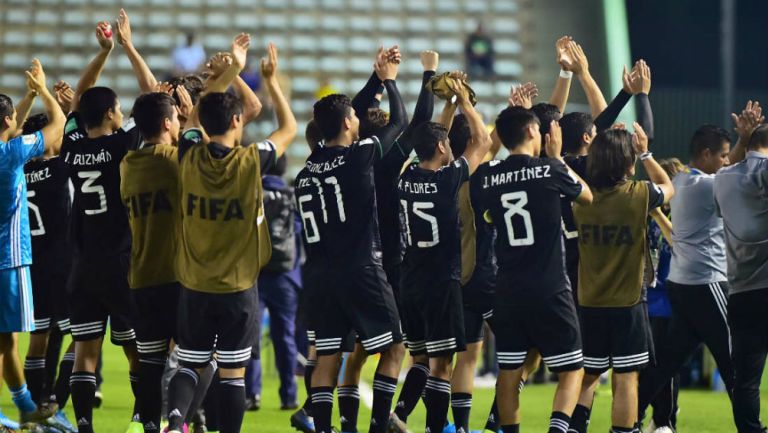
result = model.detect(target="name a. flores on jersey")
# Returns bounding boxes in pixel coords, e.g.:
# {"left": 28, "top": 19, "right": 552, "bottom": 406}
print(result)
{"left": 125, "top": 190, "right": 173, "bottom": 218}
{"left": 579, "top": 224, "right": 634, "bottom": 246}
{"left": 186, "top": 193, "right": 245, "bottom": 221}
{"left": 482, "top": 163, "right": 551, "bottom": 189}
{"left": 398, "top": 179, "right": 439, "bottom": 194}
{"left": 25, "top": 167, "right": 52, "bottom": 184}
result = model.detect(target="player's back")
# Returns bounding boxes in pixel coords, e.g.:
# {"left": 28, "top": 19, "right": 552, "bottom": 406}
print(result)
{"left": 295, "top": 137, "right": 383, "bottom": 267}
{"left": 475, "top": 155, "right": 580, "bottom": 304}
{"left": 61, "top": 114, "right": 136, "bottom": 259}
{"left": 120, "top": 143, "right": 180, "bottom": 289}
{"left": 25, "top": 156, "right": 71, "bottom": 261}
{"left": 399, "top": 157, "right": 469, "bottom": 286}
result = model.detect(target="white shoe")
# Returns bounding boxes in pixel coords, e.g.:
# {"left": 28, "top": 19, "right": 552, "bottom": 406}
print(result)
{"left": 642, "top": 420, "right": 656, "bottom": 433}
{"left": 653, "top": 427, "right": 675, "bottom": 433}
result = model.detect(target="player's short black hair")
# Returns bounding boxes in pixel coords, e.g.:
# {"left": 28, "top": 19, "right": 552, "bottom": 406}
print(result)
{"left": 305, "top": 119, "right": 323, "bottom": 152}
{"left": 495, "top": 106, "right": 540, "bottom": 150}
{"left": 689, "top": 124, "right": 731, "bottom": 158}
{"left": 587, "top": 129, "right": 636, "bottom": 189}
{"left": 748, "top": 124, "right": 768, "bottom": 150}
{"left": 198, "top": 92, "right": 243, "bottom": 136}
{"left": 413, "top": 122, "right": 449, "bottom": 161}
{"left": 0, "top": 94, "right": 13, "bottom": 132}
{"left": 313, "top": 94, "right": 352, "bottom": 141}
{"left": 531, "top": 102, "right": 561, "bottom": 136}
{"left": 267, "top": 154, "right": 287, "bottom": 176}
{"left": 22, "top": 113, "right": 48, "bottom": 135}
{"left": 169, "top": 74, "right": 205, "bottom": 105}
{"left": 132, "top": 93, "right": 177, "bottom": 139}
{"left": 360, "top": 108, "right": 389, "bottom": 139}
{"left": 80, "top": 87, "right": 119, "bottom": 130}
{"left": 560, "top": 112, "right": 594, "bottom": 154}
{"left": 448, "top": 114, "right": 471, "bottom": 157}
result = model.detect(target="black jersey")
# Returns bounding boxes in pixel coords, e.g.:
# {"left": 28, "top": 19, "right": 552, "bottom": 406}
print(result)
{"left": 24, "top": 156, "right": 71, "bottom": 261}
{"left": 295, "top": 136, "right": 387, "bottom": 267}
{"left": 374, "top": 145, "right": 410, "bottom": 267}
{"left": 474, "top": 155, "right": 582, "bottom": 305}
{"left": 399, "top": 157, "right": 469, "bottom": 286}
{"left": 467, "top": 171, "right": 498, "bottom": 294}
{"left": 61, "top": 112, "right": 138, "bottom": 259}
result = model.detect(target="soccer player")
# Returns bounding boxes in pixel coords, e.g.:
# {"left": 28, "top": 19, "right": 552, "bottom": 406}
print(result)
{"left": 336, "top": 49, "right": 438, "bottom": 433}
{"left": 166, "top": 36, "right": 296, "bottom": 433}
{"left": 119, "top": 86, "right": 193, "bottom": 433}
{"left": 61, "top": 23, "right": 142, "bottom": 433}
{"left": 473, "top": 107, "right": 592, "bottom": 433}
{"left": 0, "top": 59, "right": 64, "bottom": 427}
{"left": 22, "top": 112, "right": 78, "bottom": 433}
{"left": 714, "top": 122, "right": 768, "bottom": 433}
{"left": 637, "top": 125, "right": 738, "bottom": 431}
{"left": 398, "top": 80, "right": 490, "bottom": 433}
{"left": 572, "top": 119, "right": 674, "bottom": 433}
{"left": 295, "top": 51, "right": 406, "bottom": 433}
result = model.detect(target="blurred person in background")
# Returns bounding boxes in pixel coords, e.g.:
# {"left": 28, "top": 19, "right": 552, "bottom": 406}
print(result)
{"left": 465, "top": 23, "right": 494, "bottom": 80}
{"left": 173, "top": 32, "right": 206, "bottom": 76}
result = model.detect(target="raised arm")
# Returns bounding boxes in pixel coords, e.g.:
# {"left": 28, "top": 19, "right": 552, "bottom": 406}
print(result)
{"left": 453, "top": 81, "right": 490, "bottom": 174}
{"left": 205, "top": 33, "right": 251, "bottom": 94}
{"left": 633, "top": 122, "right": 673, "bottom": 203}
{"left": 545, "top": 120, "right": 593, "bottom": 204}
{"left": 549, "top": 36, "right": 573, "bottom": 113}
{"left": 262, "top": 43, "right": 297, "bottom": 157}
{"left": 72, "top": 22, "right": 114, "bottom": 112}
{"left": 371, "top": 54, "right": 406, "bottom": 156}
{"left": 633, "top": 60, "right": 654, "bottom": 141}
{"left": 352, "top": 47, "right": 399, "bottom": 116}
{"left": 26, "top": 60, "right": 65, "bottom": 155}
{"left": 12, "top": 89, "right": 36, "bottom": 138}
{"left": 729, "top": 100, "right": 764, "bottom": 164}
{"left": 116, "top": 9, "right": 157, "bottom": 93}
{"left": 396, "top": 51, "right": 438, "bottom": 154}
{"left": 53, "top": 81, "right": 75, "bottom": 114}
{"left": 567, "top": 41, "right": 607, "bottom": 118}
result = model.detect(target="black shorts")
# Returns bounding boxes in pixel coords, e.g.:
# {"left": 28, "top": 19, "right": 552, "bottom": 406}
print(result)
{"left": 493, "top": 290, "right": 583, "bottom": 372}
{"left": 307, "top": 264, "right": 402, "bottom": 356}
{"left": 580, "top": 302, "right": 650, "bottom": 374}
{"left": 131, "top": 282, "right": 180, "bottom": 358}
{"left": 383, "top": 261, "right": 401, "bottom": 301}
{"left": 67, "top": 254, "right": 135, "bottom": 345}
{"left": 461, "top": 279, "right": 494, "bottom": 344}
{"left": 304, "top": 280, "right": 355, "bottom": 353}
{"left": 176, "top": 286, "right": 259, "bottom": 369}
{"left": 401, "top": 279, "right": 466, "bottom": 357}
{"left": 30, "top": 258, "right": 70, "bottom": 334}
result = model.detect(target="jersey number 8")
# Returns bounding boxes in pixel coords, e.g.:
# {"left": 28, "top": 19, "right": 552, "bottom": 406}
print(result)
{"left": 501, "top": 191, "right": 534, "bottom": 246}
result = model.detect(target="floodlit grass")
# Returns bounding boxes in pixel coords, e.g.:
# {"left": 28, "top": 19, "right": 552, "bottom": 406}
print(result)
{"left": 1, "top": 334, "right": 765, "bottom": 433}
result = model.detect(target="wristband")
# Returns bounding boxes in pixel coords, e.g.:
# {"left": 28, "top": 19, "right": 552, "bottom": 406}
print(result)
{"left": 559, "top": 70, "right": 573, "bottom": 79}
{"left": 640, "top": 151, "right": 653, "bottom": 161}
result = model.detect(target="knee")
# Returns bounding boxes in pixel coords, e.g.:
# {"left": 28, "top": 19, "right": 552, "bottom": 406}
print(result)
{"left": 382, "top": 342, "right": 405, "bottom": 365}
{"left": 219, "top": 367, "right": 246, "bottom": 379}
{"left": 0, "top": 333, "right": 16, "bottom": 353}
{"left": 430, "top": 356, "right": 453, "bottom": 379}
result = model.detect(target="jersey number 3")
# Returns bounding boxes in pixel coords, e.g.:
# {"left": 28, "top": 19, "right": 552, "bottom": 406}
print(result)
{"left": 501, "top": 191, "right": 534, "bottom": 246}
{"left": 79, "top": 171, "right": 107, "bottom": 215}
{"left": 298, "top": 176, "right": 345, "bottom": 244}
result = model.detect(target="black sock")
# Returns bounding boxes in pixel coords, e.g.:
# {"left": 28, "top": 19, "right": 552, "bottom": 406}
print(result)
{"left": 370, "top": 374, "right": 398, "bottom": 433}
{"left": 569, "top": 404, "right": 591, "bottom": 433}
{"left": 451, "top": 392, "right": 472, "bottom": 433}
{"left": 54, "top": 352, "right": 75, "bottom": 408}
{"left": 302, "top": 360, "right": 316, "bottom": 414}
{"left": 129, "top": 372, "right": 140, "bottom": 422}
{"left": 203, "top": 373, "right": 220, "bottom": 432}
{"left": 337, "top": 385, "right": 360, "bottom": 433}
{"left": 424, "top": 377, "right": 451, "bottom": 433}
{"left": 485, "top": 394, "right": 500, "bottom": 432}
{"left": 311, "top": 386, "right": 334, "bottom": 433}
{"left": 70, "top": 371, "right": 97, "bottom": 433}
{"left": 548, "top": 411, "right": 571, "bottom": 433}
{"left": 610, "top": 427, "right": 636, "bottom": 433}
{"left": 44, "top": 328, "right": 64, "bottom": 397}
{"left": 167, "top": 367, "right": 199, "bottom": 431}
{"left": 500, "top": 424, "right": 519, "bottom": 433}
{"left": 24, "top": 357, "right": 46, "bottom": 404}
{"left": 219, "top": 377, "right": 246, "bottom": 433}
{"left": 394, "top": 362, "right": 429, "bottom": 422}
{"left": 138, "top": 357, "right": 166, "bottom": 433}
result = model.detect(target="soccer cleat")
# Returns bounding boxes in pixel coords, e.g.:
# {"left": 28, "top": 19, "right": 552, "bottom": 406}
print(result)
{"left": 0, "top": 412, "right": 20, "bottom": 430}
{"left": 0, "top": 426, "right": 18, "bottom": 433}
{"left": 245, "top": 395, "right": 261, "bottom": 411}
{"left": 125, "top": 420, "right": 144, "bottom": 433}
{"left": 441, "top": 424, "right": 456, "bottom": 433}
{"left": 20, "top": 405, "right": 57, "bottom": 425}
{"left": 387, "top": 413, "right": 412, "bottom": 433}
{"left": 44, "top": 411, "right": 77, "bottom": 433}
{"left": 290, "top": 408, "right": 315, "bottom": 433}
{"left": 92, "top": 391, "right": 103, "bottom": 409}
{"left": 652, "top": 428, "right": 675, "bottom": 433}
{"left": 641, "top": 420, "right": 656, "bottom": 433}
